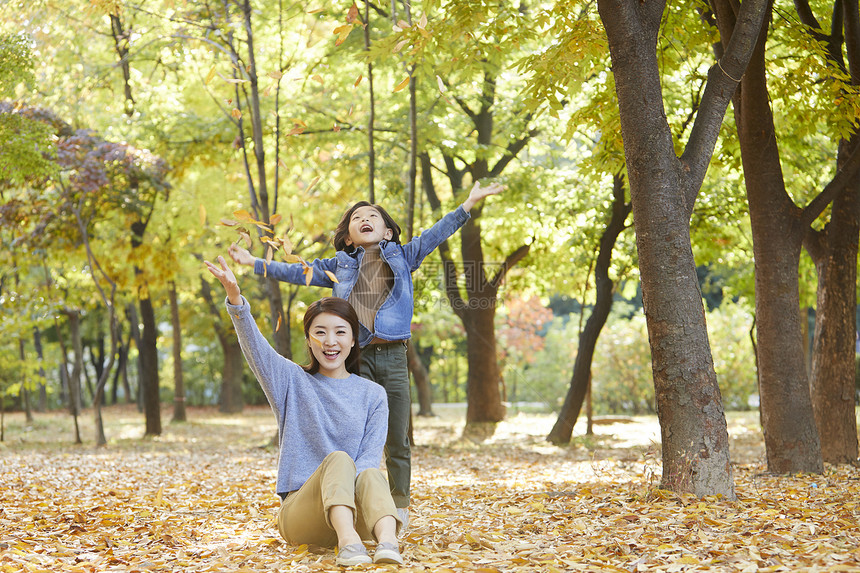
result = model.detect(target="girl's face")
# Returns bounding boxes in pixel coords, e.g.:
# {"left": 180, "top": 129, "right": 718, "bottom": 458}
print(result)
{"left": 307, "top": 312, "right": 355, "bottom": 379}
{"left": 345, "top": 205, "right": 393, "bottom": 249}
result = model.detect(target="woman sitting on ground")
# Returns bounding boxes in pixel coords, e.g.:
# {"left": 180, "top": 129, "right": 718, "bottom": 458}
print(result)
{"left": 204, "top": 255, "right": 404, "bottom": 566}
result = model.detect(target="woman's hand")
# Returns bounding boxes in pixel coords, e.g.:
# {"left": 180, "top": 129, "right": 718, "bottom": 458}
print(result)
{"left": 462, "top": 181, "right": 505, "bottom": 212}
{"left": 228, "top": 243, "right": 256, "bottom": 266}
{"left": 204, "top": 255, "right": 243, "bottom": 306}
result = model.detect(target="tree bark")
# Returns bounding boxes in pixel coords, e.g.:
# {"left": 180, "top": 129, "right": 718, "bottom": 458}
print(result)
{"left": 64, "top": 310, "right": 83, "bottom": 444}
{"left": 138, "top": 294, "right": 161, "bottom": 436}
{"left": 799, "top": 0, "right": 860, "bottom": 465}
{"left": 548, "top": 174, "right": 630, "bottom": 444}
{"left": 201, "top": 277, "right": 245, "bottom": 413}
{"left": 407, "top": 341, "right": 434, "bottom": 417}
{"left": 718, "top": 0, "right": 825, "bottom": 472}
{"left": 169, "top": 281, "right": 187, "bottom": 422}
{"left": 599, "top": 0, "right": 767, "bottom": 496}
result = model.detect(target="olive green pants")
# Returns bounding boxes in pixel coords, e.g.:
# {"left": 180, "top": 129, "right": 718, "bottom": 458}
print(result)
{"left": 277, "top": 451, "right": 400, "bottom": 547}
{"left": 360, "top": 341, "right": 411, "bottom": 508}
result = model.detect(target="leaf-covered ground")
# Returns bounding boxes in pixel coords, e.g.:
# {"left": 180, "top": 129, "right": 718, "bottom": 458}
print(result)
{"left": 1, "top": 405, "right": 859, "bottom": 572}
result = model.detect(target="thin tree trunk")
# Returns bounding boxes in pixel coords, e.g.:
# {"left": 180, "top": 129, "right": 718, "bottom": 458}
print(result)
{"left": 548, "top": 174, "right": 630, "bottom": 444}
{"left": 32, "top": 327, "right": 47, "bottom": 412}
{"left": 65, "top": 310, "right": 84, "bottom": 445}
{"left": 169, "top": 281, "right": 187, "bottom": 422}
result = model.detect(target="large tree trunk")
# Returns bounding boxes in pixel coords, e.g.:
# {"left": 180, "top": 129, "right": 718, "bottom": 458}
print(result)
{"left": 599, "top": 0, "right": 767, "bottom": 496}
{"left": 801, "top": 1, "right": 860, "bottom": 465}
{"left": 726, "top": 5, "right": 823, "bottom": 473}
{"left": 548, "top": 174, "right": 630, "bottom": 445}
{"left": 807, "top": 142, "right": 860, "bottom": 464}
{"left": 32, "top": 327, "right": 47, "bottom": 411}
{"left": 463, "top": 300, "right": 505, "bottom": 424}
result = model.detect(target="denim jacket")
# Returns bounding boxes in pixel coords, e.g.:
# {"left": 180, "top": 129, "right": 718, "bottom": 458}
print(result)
{"left": 254, "top": 206, "right": 471, "bottom": 347}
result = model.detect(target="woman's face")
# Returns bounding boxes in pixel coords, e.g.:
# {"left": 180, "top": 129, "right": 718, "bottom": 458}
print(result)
{"left": 307, "top": 312, "right": 355, "bottom": 378}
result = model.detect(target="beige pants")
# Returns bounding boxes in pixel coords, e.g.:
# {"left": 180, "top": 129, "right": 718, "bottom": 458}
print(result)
{"left": 277, "top": 451, "right": 401, "bottom": 547}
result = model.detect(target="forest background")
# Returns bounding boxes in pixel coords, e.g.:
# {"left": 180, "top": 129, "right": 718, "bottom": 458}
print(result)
{"left": 1, "top": 0, "right": 859, "bottom": 498}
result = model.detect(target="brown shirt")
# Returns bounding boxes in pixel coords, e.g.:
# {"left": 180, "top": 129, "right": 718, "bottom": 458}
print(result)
{"left": 348, "top": 244, "right": 394, "bottom": 333}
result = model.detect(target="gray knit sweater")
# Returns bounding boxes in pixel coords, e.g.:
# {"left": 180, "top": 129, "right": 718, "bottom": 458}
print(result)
{"left": 226, "top": 297, "right": 389, "bottom": 496}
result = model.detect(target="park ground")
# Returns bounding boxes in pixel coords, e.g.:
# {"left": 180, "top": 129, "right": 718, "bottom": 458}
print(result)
{"left": 1, "top": 404, "right": 859, "bottom": 572}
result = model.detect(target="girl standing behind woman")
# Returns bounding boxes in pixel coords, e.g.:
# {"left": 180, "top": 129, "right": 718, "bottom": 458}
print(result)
{"left": 204, "top": 256, "right": 403, "bottom": 566}
{"left": 229, "top": 181, "right": 504, "bottom": 525}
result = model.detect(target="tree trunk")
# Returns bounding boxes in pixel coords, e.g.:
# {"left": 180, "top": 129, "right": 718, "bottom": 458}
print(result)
{"left": 201, "top": 277, "right": 245, "bottom": 413}
{"left": 139, "top": 294, "right": 162, "bottom": 436}
{"left": 599, "top": 0, "right": 767, "bottom": 496}
{"left": 169, "top": 281, "right": 187, "bottom": 422}
{"left": 65, "top": 310, "right": 83, "bottom": 444}
{"left": 807, "top": 140, "right": 860, "bottom": 464}
{"left": 464, "top": 299, "right": 505, "bottom": 424}
{"left": 126, "top": 303, "right": 144, "bottom": 412}
{"left": 407, "top": 341, "right": 434, "bottom": 417}
{"left": 800, "top": 1, "right": 860, "bottom": 465}
{"left": 548, "top": 174, "right": 630, "bottom": 445}
{"left": 32, "top": 327, "right": 47, "bottom": 412}
{"left": 18, "top": 339, "right": 33, "bottom": 423}
{"left": 728, "top": 6, "right": 822, "bottom": 473}
{"left": 218, "top": 337, "right": 246, "bottom": 414}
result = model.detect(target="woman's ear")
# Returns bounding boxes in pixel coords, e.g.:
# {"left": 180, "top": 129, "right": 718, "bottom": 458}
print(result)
{"left": 384, "top": 227, "right": 393, "bottom": 240}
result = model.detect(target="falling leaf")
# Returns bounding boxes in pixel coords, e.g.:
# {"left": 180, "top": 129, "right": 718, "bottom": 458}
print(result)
{"left": 231, "top": 108, "right": 242, "bottom": 119}
{"left": 233, "top": 209, "right": 255, "bottom": 222}
{"left": 312, "top": 74, "right": 324, "bottom": 84}
{"left": 303, "top": 265, "right": 314, "bottom": 286}
{"left": 280, "top": 235, "right": 293, "bottom": 256}
{"left": 393, "top": 39, "right": 409, "bottom": 53}
{"left": 276, "top": 313, "right": 282, "bottom": 331}
{"left": 287, "top": 125, "right": 305, "bottom": 136}
{"left": 307, "top": 7, "right": 324, "bottom": 13}
{"left": 397, "top": 19, "right": 410, "bottom": 29}
{"left": 305, "top": 175, "right": 321, "bottom": 194}
{"left": 278, "top": 157, "right": 287, "bottom": 169}
{"left": 239, "top": 229, "right": 253, "bottom": 249}
{"left": 199, "top": 204, "right": 207, "bottom": 227}
{"left": 266, "top": 245, "right": 274, "bottom": 264}
{"left": 220, "top": 218, "right": 238, "bottom": 227}
{"left": 267, "top": 70, "right": 283, "bottom": 80}
{"left": 333, "top": 123, "right": 341, "bottom": 132}
{"left": 437, "top": 75, "right": 447, "bottom": 93}
{"left": 354, "top": 74, "right": 363, "bottom": 87}
{"left": 205, "top": 66, "right": 217, "bottom": 85}
{"left": 346, "top": 3, "right": 359, "bottom": 23}
{"left": 324, "top": 270, "right": 339, "bottom": 283}
{"left": 270, "top": 214, "right": 283, "bottom": 226}
{"left": 393, "top": 76, "right": 410, "bottom": 92}
{"left": 283, "top": 254, "right": 303, "bottom": 263}
{"left": 332, "top": 24, "right": 353, "bottom": 46}
{"left": 223, "top": 78, "right": 248, "bottom": 84}
{"left": 419, "top": 13, "right": 428, "bottom": 29}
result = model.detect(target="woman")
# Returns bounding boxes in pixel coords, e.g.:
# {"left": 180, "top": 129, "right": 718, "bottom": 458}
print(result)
{"left": 204, "top": 255, "right": 404, "bottom": 566}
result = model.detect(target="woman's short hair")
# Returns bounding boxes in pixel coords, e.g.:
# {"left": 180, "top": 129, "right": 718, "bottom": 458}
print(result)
{"left": 302, "top": 297, "right": 362, "bottom": 375}
{"left": 333, "top": 201, "right": 402, "bottom": 253}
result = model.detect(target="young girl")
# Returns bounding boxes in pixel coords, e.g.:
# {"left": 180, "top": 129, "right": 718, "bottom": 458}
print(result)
{"left": 228, "top": 181, "right": 503, "bottom": 524}
{"left": 204, "top": 255, "right": 404, "bottom": 566}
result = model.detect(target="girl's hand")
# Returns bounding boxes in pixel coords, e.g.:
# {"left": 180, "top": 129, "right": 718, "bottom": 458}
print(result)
{"left": 462, "top": 181, "right": 505, "bottom": 212}
{"left": 228, "top": 243, "right": 255, "bottom": 266}
{"left": 204, "top": 256, "right": 243, "bottom": 306}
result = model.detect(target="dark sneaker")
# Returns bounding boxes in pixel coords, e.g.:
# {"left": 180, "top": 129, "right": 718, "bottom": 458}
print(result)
{"left": 336, "top": 543, "right": 371, "bottom": 566}
{"left": 373, "top": 542, "right": 404, "bottom": 565}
